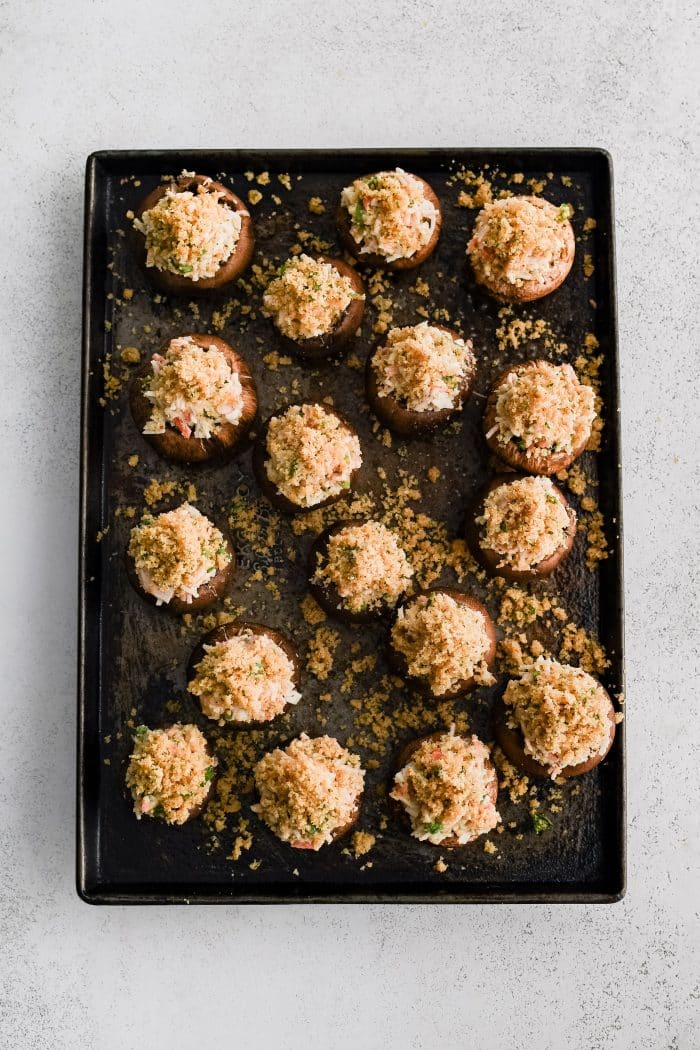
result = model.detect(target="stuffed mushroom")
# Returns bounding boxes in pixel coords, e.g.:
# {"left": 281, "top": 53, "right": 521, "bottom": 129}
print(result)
{"left": 494, "top": 658, "right": 618, "bottom": 779}
{"left": 483, "top": 359, "right": 597, "bottom": 475}
{"left": 467, "top": 474, "right": 577, "bottom": 581}
{"left": 187, "top": 621, "right": 301, "bottom": 726}
{"left": 125, "top": 723, "right": 217, "bottom": 824}
{"left": 253, "top": 402, "right": 362, "bottom": 513}
{"left": 366, "top": 322, "right": 476, "bottom": 434}
{"left": 391, "top": 729, "right": 500, "bottom": 846}
{"left": 130, "top": 334, "right": 257, "bottom": 463}
{"left": 131, "top": 171, "right": 254, "bottom": 296}
{"left": 468, "top": 195, "right": 575, "bottom": 302}
{"left": 337, "top": 168, "right": 441, "bottom": 270}
{"left": 262, "top": 253, "right": 365, "bottom": 361}
{"left": 252, "top": 734, "right": 365, "bottom": 850}
{"left": 308, "top": 519, "right": 413, "bottom": 623}
{"left": 126, "top": 503, "right": 234, "bottom": 614}
{"left": 388, "top": 588, "right": 497, "bottom": 700}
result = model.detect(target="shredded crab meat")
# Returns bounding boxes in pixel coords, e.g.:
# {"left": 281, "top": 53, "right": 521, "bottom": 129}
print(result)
{"left": 252, "top": 734, "right": 365, "bottom": 850}
{"left": 313, "top": 520, "right": 413, "bottom": 613}
{"left": 142, "top": 336, "right": 244, "bottom": 440}
{"left": 468, "top": 196, "right": 572, "bottom": 288}
{"left": 391, "top": 591, "right": 494, "bottom": 696}
{"left": 391, "top": 729, "right": 500, "bottom": 844}
{"left": 262, "top": 254, "right": 363, "bottom": 341}
{"left": 477, "top": 476, "right": 572, "bottom": 571}
{"left": 125, "top": 723, "right": 216, "bottom": 825}
{"left": 189, "top": 630, "right": 300, "bottom": 724}
{"left": 373, "top": 323, "right": 475, "bottom": 412}
{"left": 493, "top": 360, "right": 596, "bottom": 460}
{"left": 128, "top": 503, "right": 231, "bottom": 605}
{"left": 504, "top": 657, "right": 613, "bottom": 778}
{"left": 341, "top": 168, "right": 437, "bottom": 262}
{"left": 133, "top": 173, "right": 243, "bottom": 281}
{"left": 265, "top": 403, "right": 362, "bottom": 508}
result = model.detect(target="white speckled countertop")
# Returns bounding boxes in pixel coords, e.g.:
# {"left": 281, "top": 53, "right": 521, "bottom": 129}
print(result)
{"left": 1, "top": 1, "right": 698, "bottom": 1046}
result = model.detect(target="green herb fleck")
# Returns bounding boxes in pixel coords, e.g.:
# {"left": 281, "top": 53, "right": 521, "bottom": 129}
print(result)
{"left": 531, "top": 811, "right": 552, "bottom": 834}
{"left": 425, "top": 820, "right": 444, "bottom": 834}
{"left": 176, "top": 263, "right": 194, "bottom": 274}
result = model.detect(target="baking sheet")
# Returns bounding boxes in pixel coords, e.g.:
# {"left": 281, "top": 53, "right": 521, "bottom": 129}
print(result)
{"left": 78, "top": 149, "right": 624, "bottom": 903}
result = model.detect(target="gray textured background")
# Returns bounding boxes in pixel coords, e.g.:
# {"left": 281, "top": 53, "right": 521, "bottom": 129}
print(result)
{"left": 1, "top": 1, "right": 698, "bottom": 1047}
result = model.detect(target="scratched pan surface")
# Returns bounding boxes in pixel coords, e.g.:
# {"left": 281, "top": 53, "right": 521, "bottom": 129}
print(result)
{"left": 78, "top": 149, "right": 624, "bottom": 904}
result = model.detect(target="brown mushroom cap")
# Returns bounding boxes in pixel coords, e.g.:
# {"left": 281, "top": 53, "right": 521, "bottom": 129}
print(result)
{"left": 483, "top": 363, "right": 591, "bottom": 475}
{"left": 387, "top": 587, "right": 497, "bottom": 700}
{"left": 270, "top": 256, "right": 365, "bottom": 362}
{"left": 466, "top": 473, "right": 577, "bottom": 582}
{"left": 130, "top": 174, "right": 254, "bottom": 297}
{"left": 392, "top": 731, "right": 499, "bottom": 847}
{"left": 307, "top": 519, "right": 408, "bottom": 624}
{"left": 187, "top": 621, "right": 301, "bottom": 728}
{"left": 252, "top": 402, "right": 362, "bottom": 515}
{"left": 468, "top": 196, "right": 575, "bottom": 302}
{"left": 125, "top": 530, "right": 235, "bottom": 616}
{"left": 493, "top": 693, "right": 616, "bottom": 779}
{"left": 129, "top": 334, "right": 258, "bottom": 464}
{"left": 336, "top": 174, "right": 442, "bottom": 271}
{"left": 365, "top": 324, "right": 476, "bottom": 435}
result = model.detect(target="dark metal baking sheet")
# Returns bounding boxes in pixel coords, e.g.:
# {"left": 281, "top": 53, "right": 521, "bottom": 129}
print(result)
{"left": 78, "top": 149, "right": 624, "bottom": 904}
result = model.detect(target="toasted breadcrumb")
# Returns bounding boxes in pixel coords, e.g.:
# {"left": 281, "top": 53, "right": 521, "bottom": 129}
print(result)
{"left": 307, "top": 626, "right": 341, "bottom": 681}
{"left": 351, "top": 831, "right": 376, "bottom": 858}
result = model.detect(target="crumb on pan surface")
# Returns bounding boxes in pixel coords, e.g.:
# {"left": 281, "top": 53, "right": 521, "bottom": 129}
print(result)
{"left": 313, "top": 520, "right": 413, "bottom": 613}
{"left": 265, "top": 403, "right": 362, "bottom": 508}
{"left": 142, "top": 336, "right": 244, "bottom": 439}
{"left": 391, "top": 591, "right": 494, "bottom": 696}
{"left": 128, "top": 503, "right": 230, "bottom": 605}
{"left": 341, "top": 168, "right": 438, "bottom": 262}
{"left": 477, "top": 476, "right": 572, "bottom": 571}
{"left": 133, "top": 176, "right": 243, "bottom": 280}
{"left": 126, "top": 723, "right": 216, "bottom": 824}
{"left": 491, "top": 360, "right": 596, "bottom": 461}
{"left": 189, "top": 630, "right": 300, "bottom": 723}
{"left": 262, "top": 254, "right": 362, "bottom": 341}
{"left": 372, "top": 322, "right": 474, "bottom": 412}
{"left": 252, "top": 734, "right": 365, "bottom": 850}
{"left": 391, "top": 729, "right": 500, "bottom": 844}
{"left": 504, "top": 657, "right": 615, "bottom": 778}
{"left": 468, "top": 195, "right": 572, "bottom": 289}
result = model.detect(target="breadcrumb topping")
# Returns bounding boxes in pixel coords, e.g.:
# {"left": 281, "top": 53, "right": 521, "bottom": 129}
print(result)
{"left": 134, "top": 176, "right": 243, "bottom": 280}
{"left": 504, "top": 657, "right": 612, "bottom": 777}
{"left": 313, "top": 520, "right": 413, "bottom": 613}
{"left": 253, "top": 734, "right": 365, "bottom": 850}
{"left": 126, "top": 723, "right": 215, "bottom": 824}
{"left": 262, "top": 254, "right": 362, "bottom": 341}
{"left": 265, "top": 404, "right": 362, "bottom": 508}
{"left": 128, "top": 503, "right": 230, "bottom": 605}
{"left": 468, "top": 196, "right": 572, "bottom": 288}
{"left": 391, "top": 592, "right": 493, "bottom": 696}
{"left": 492, "top": 361, "right": 596, "bottom": 461}
{"left": 391, "top": 730, "right": 500, "bottom": 844}
{"left": 142, "top": 336, "right": 244, "bottom": 440}
{"left": 373, "top": 323, "right": 475, "bottom": 412}
{"left": 341, "top": 169, "right": 437, "bottom": 262}
{"left": 477, "top": 476, "right": 572, "bottom": 571}
{"left": 189, "top": 630, "right": 300, "bottom": 723}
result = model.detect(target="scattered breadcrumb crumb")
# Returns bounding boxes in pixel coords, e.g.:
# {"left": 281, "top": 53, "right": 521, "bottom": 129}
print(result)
{"left": 351, "top": 831, "right": 375, "bottom": 858}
